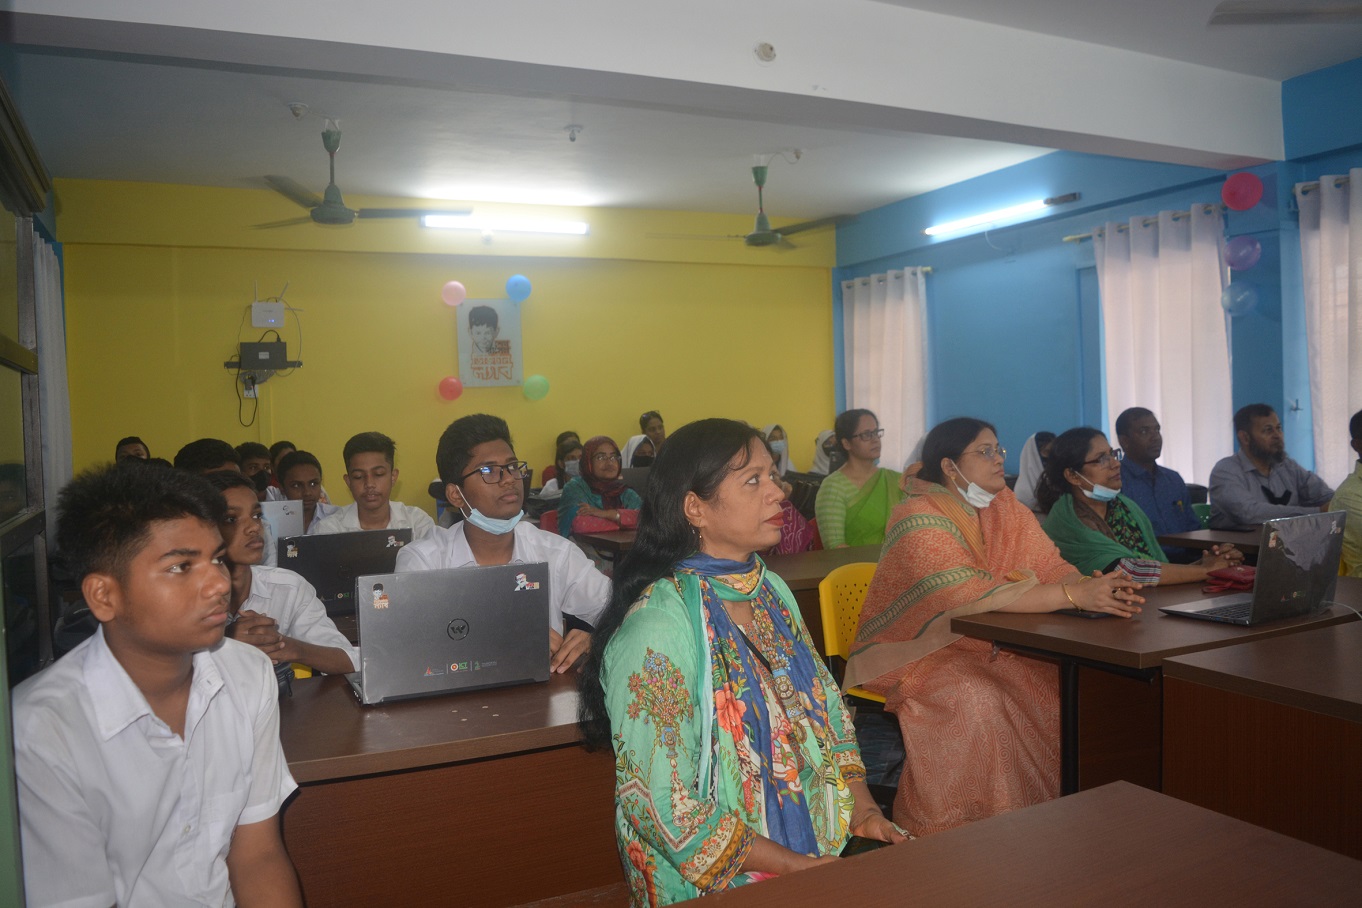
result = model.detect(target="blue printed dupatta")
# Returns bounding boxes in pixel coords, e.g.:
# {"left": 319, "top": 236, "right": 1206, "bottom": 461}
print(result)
{"left": 674, "top": 553, "right": 852, "bottom": 858}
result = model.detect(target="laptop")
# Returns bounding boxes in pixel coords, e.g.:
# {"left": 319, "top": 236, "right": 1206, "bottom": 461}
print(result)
{"left": 260, "top": 500, "right": 304, "bottom": 542}
{"left": 277, "top": 528, "right": 413, "bottom": 616}
{"left": 1159, "top": 511, "right": 1346, "bottom": 626}
{"left": 346, "top": 562, "right": 551, "bottom": 705}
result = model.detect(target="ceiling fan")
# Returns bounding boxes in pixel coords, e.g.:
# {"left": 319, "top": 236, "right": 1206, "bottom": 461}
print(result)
{"left": 1209, "top": 0, "right": 1362, "bottom": 24}
{"left": 648, "top": 164, "right": 854, "bottom": 248}
{"left": 255, "top": 122, "right": 469, "bottom": 228}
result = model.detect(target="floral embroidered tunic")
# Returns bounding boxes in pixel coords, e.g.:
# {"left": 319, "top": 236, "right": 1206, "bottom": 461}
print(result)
{"left": 601, "top": 559, "right": 864, "bottom": 906}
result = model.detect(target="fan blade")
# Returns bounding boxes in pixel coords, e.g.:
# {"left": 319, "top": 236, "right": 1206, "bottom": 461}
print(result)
{"left": 774, "top": 214, "right": 856, "bottom": 237}
{"left": 776, "top": 236, "right": 799, "bottom": 250}
{"left": 264, "top": 175, "right": 323, "bottom": 210}
{"left": 1210, "top": 1, "right": 1362, "bottom": 24}
{"left": 355, "top": 207, "right": 474, "bottom": 220}
{"left": 645, "top": 232, "right": 747, "bottom": 241}
{"left": 252, "top": 216, "right": 315, "bottom": 229}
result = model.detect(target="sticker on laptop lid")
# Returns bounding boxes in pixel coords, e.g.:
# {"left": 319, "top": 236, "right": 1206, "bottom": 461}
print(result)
{"left": 514, "top": 572, "right": 540, "bottom": 591}
{"left": 372, "top": 584, "right": 390, "bottom": 610}
{"left": 386, "top": 535, "right": 404, "bottom": 548}
{"left": 285, "top": 544, "right": 298, "bottom": 559}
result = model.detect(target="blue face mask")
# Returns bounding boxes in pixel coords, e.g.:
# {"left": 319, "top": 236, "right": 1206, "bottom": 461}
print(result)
{"left": 769, "top": 439, "right": 788, "bottom": 455}
{"left": 1078, "top": 473, "right": 1120, "bottom": 502}
{"left": 462, "top": 505, "right": 524, "bottom": 535}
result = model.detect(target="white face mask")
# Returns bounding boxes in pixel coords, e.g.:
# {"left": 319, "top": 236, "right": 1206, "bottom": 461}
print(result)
{"left": 1077, "top": 473, "right": 1119, "bottom": 503}
{"left": 563, "top": 459, "right": 581, "bottom": 478}
{"left": 949, "top": 460, "right": 997, "bottom": 509}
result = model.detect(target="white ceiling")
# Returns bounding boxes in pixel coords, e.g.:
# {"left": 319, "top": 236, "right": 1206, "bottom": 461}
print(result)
{"left": 6, "top": 1, "right": 1361, "bottom": 220}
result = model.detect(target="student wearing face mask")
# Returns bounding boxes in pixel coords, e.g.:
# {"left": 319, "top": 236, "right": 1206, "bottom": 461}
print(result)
{"left": 620, "top": 434, "right": 655, "bottom": 469}
{"left": 1039, "top": 427, "right": 1242, "bottom": 585}
{"left": 395, "top": 414, "right": 610, "bottom": 673}
{"left": 539, "top": 440, "right": 584, "bottom": 497}
{"left": 843, "top": 418, "right": 1144, "bottom": 835}
{"left": 762, "top": 424, "right": 793, "bottom": 476}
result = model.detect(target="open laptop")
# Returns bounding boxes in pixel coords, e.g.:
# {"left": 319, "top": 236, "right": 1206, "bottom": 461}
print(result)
{"left": 1160, "top": 511, "right": 1346, "bottom": 626}
{"left": 277, "top": 528, "right": 412, "bottom": 616}
{"left": 260, "top": 500, "right": 304, "bottom": 542}
{"left": 346, "top": 562, "right": 551, "bottom": 705}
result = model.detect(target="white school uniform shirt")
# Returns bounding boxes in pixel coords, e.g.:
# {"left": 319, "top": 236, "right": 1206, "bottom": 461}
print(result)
{"left": 243, "top": 565, "right": 360, "bottom": 672}
{"left": 395, "top": 520, "right": 610, "bottom": 631}
{"left": 13, "top": 630, "right": 296, "bottom": 908}
{"left": 306, "top": 500, "right": 435, "bottom": 541}
{"left": 302, "top": 500, "right": 341, "bottom": 534}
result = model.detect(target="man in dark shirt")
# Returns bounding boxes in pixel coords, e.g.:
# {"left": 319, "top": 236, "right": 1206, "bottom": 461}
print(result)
{"left": 1116, "top": 408, "right": 1202, "bottom": 546}
{"left": 1208, "top": 403, "right": 1332, "bottom": 529}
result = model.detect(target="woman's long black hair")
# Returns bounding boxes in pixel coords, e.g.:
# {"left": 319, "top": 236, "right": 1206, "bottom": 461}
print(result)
{"left": 578, "top": 418, "right": 764, "bottom": 748}
{"left": 1036, "top": 426, "right": 1105, "bottom": 514}
{"left": 917, "top": 417, "right": 996, "bottom": 485}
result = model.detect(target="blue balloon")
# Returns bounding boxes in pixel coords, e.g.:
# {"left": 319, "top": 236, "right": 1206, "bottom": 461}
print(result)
{"left": 1220, "top": 283, "right": 1259, "bottom": 317}
{"left": 505, "top": 274, "right": 532, "bottom": 302}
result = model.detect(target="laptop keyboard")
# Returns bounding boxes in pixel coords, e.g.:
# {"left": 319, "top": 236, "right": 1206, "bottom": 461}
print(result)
{"left": 1198, "top": 600, "right": 1253, "bottom": 621}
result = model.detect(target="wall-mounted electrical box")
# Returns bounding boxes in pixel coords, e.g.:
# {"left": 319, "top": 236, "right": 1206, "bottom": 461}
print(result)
{"left": 252, "top": 301, "right": 286, "bottom": 328}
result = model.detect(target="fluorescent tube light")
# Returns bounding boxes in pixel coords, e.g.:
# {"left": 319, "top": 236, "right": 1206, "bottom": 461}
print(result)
{"left": 421, "top": 214, "right": 589, "bottom": 235}
{"left": 924, "top": 199, "right": 1049, "bottom": 237}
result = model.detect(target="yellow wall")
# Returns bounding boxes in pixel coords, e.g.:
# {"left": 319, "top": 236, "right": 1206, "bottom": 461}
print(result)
{"left": 56, "top": 180, "right": 836, "bottom": 512}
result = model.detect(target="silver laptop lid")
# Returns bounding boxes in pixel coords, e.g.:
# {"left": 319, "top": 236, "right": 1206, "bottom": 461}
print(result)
{"left": 260, "top": 500, "right": 304, "bottom": 542}
{"left": 350, "top": 562, "right": 551, "bottom": 705}
{"left": 1161, "top": 511, "right": 1346, "bottom": 624}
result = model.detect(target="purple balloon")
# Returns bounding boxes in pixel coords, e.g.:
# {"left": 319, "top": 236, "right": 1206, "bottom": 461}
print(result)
{"left": 1223, "top": 236, "right": 1262, "bottom": 271}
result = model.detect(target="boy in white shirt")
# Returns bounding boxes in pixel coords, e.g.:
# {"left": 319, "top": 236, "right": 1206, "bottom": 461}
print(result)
{"left": 13, "top": 462, "right": 301, "bottom": 907}
{"left": 277, "top": 449, "right": 339, "bottom": 533}
{"left": 205, "top": 470, "right": 359, "bottom": 674}
{"left": 396, "top": 414, "right": 610, "bottom": 673}
{"left": 308, "top": 431, "right": 434, "bottom": 540}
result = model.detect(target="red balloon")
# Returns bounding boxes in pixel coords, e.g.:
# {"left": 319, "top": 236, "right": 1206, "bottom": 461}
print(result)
{"left": 1222, "top": 173, "right": 1264, "bottom": 211}
{"left": 438, "top": 376, "right": 463, "bottom": 401}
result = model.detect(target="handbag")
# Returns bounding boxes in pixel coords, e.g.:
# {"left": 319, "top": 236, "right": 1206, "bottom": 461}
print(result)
{"left": 1202, "top": 564, "right": 1255, "bottom": 593}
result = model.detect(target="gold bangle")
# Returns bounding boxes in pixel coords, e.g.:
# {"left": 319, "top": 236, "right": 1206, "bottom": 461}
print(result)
{"left": 1063, "top": 583, "right": 1083, "bottom": 611}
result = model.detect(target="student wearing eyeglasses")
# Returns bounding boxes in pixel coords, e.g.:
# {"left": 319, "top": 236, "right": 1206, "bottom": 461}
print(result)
{"left": 557, "top": 435, "right": 642, "bottom": 537}
{"left": 395, "top": 414, "right": 611, "bottom": 673}
{"left": 1040, "top": 427, "right": 1242, "bottom": 585}
{"left": 813, "top": 409, "right": 904, "bottom": 547}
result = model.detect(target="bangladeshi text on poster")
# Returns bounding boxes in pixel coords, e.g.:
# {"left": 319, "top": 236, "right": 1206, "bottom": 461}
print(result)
{"left": 458, "top": 299, "right": 523, "bottom": 387}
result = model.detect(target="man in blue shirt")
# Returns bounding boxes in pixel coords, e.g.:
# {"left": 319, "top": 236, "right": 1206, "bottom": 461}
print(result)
{"left": 1116, "top": 407, "right": 1202, "bottom": 550}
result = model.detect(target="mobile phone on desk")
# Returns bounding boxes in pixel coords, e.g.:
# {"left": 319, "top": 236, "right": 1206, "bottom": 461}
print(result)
{"left": 840, "top": 835, "right": 891, "bottom": 857}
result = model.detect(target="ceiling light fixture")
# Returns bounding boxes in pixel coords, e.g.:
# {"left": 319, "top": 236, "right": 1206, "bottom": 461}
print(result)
{"left": 421, "top": 214, "right": 590, "bottom": 235}
{"left": 924, "top": 193, "right": 1079, "bottom": 237}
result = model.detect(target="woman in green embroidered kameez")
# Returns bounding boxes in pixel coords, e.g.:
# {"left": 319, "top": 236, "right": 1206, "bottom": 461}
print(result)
{"left": 814, "top": 409, "right": 904, "bottom": 547}
{"left": 580, "top": 419, "right": 906, "bottom": 907}
{"left": 1040, "top": 427, "right": 1242, "bottom": 586}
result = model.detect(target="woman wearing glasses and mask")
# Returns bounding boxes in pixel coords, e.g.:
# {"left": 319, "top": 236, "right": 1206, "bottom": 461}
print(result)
{"left": 844, "top": 418, "right": 1144, "bottom": 835}
{"left": 814, "top": 409, "right": 904, "bottom": 547}
{"left": 580, "top": 419, "right": 906, "bottom": 906}
{"left": 395, "top": 414, "right": 611, "bottom": 673}
{"left": 1039, "top": 427, "right": 1242, "bottom": 584}
{"left": 557, "top": 435, "right": 643, "bottom": 536}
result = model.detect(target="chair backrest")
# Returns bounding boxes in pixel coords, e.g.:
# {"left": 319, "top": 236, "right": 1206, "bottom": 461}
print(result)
{"left": 817, "top": 562, "right": 878, "bottom": 660}
{"left": 539, "top": 509, "right": 558, "bottom": 533}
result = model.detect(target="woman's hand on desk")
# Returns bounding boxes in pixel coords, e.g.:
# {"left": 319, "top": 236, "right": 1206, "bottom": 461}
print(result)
{"left": 850, "top": 811, "right": 910, "bottom": 845}
{"left": 549, "top": 627, "right": 591, "bottom": 673}
{"left": 1068, "top": 570, "right": 1144, "bottom": 617}
{"left": 577, "top": 504, "right": 616, "bottom": 522}
{"left": 1197, "top": 544, "right": 1244, "bottom": 571}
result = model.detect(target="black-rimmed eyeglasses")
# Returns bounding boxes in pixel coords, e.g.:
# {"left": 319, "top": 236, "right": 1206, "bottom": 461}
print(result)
{"left": 459, "top": 461, "right": 530, "bottom": 484}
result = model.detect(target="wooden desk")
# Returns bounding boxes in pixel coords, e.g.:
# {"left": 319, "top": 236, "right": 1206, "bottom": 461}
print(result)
{"left": 279, "top": 673, "right": 620, "bottom": 907}
{"left": 1164, "top": 622, "right": 1362, "bottom": 859}
{"left": 1157, "top": 527, "right": 1261, "bottom": 556}
{"left": 687, "top": 782, "right": 1362, "bottom": 906}
{"left": 764, "top": 545, "right": 881, "bottom": 652}
{"left": 952, "top": 578, "right": 1360, "bottom": 794}
{"left": 574, "top": 529, "right": 636, "bottom": 555}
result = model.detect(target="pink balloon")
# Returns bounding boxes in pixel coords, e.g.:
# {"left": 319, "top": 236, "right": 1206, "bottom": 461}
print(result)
{"left": 438, "top": 376, "right": 463, "bottom": 401}
{"left": 1221, "top": 173, "right": 1263, "bottom": 211}
{"left": 441, "top": 281, "right": 467, "bottom": 307}
{"left": 1223, "top": 235, "right": 1262, "bottom": 271}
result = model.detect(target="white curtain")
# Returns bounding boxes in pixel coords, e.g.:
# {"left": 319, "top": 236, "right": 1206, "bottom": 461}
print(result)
{"left": 34, "top": 227, "right": 72, "bottom": 540}
{"left": 1295, "top": 170, "right": 1362, "bottom": 488}
{"left": 1093, "top": 205, "right": 1230, "bottom": 485}
{"left": 840, "top": 268, "right": 928, "bottom": 471}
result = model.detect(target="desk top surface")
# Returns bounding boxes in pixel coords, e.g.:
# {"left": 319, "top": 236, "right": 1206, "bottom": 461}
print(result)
{"left": 951, "top": 577, "right": 1361, "bottom": 670}
{"left": 573, "top": 529, "right": 636, "bottom": 552}
{"left": 1163, "top": 620, "right": 1362, "bottom": 723}
{"left": 279, "top": 672, "right": 584, "bottom": 783}
{"left": 763, "top": 546, "right": 881, "bottom": 590}
{"left": 687, "top": 782, "right": 1362, "bottom": 906}
{"left": 1157, "top": 527, "right": 1261, "bottom": 554}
